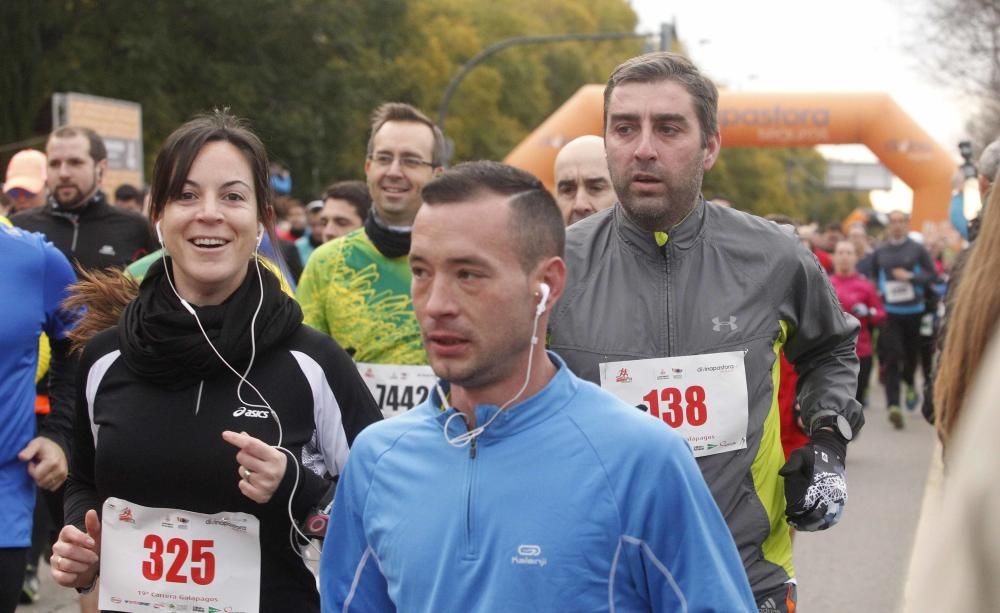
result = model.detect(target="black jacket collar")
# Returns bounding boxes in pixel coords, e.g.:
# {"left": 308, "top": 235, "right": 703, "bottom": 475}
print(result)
{"left": 46, "top": 190, "right": 109, "bottom": 219}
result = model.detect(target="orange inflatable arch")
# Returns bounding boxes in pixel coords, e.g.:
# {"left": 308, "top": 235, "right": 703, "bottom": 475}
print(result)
{"left": 504, "top": 85, "right": 954, "bottom": 229}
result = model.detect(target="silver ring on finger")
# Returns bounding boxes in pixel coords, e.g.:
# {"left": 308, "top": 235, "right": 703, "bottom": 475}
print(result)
{"left": 242, "top": 467, "right": 253, "bottom": 483}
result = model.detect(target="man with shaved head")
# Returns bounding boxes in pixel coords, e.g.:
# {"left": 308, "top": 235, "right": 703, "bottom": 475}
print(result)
{"left": 553, "top": 135, "right": 616, "bottom": 225}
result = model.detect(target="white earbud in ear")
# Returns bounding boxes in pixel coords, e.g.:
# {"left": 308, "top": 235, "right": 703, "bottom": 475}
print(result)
{"left": 155, "top": 221, "right": 164, "bottom": 245}
{"left": 256, "top": 223, "right": 265, "bottom": 249}
{"left": 536, "top": 282, "right": 551, "bottom": 315}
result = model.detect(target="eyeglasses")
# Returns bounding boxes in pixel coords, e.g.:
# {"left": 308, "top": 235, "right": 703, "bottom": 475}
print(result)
{"left": 368, "top": 152, "right": 435, "bottom": 170}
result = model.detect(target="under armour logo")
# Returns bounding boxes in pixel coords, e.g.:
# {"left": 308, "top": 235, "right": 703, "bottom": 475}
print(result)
{"left": 712, "top": 316, "right": 738, "bottom": 331}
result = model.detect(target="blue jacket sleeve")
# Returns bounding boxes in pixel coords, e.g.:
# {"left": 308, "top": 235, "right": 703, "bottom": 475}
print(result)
{"left": 911, "top": 245, "right": 940, "bottom": 286}
{"left": 41, "top": 239, "right": 77, "bottom": 341}
{"left": 616, "top": 431, "right": 756, "bottom": 612}
{"left": 320, "top": 435, "right": 395, "bottom": 612}
{"left": 949, "top": 190, "right": 968, "bottom": 241}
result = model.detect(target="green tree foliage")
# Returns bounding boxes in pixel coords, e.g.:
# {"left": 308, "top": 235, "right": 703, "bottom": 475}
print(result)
{"left": 1, "top": 1, "right": 864, "bottom": 221}
{"left": 703, "top": 147, "right": 868, "bottom": 223}
{"left": 0, "top": 0, "right": 641, "bottom": 196}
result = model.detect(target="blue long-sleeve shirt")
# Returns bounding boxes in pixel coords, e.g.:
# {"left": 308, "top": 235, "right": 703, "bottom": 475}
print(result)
{"left": 949, "top": 190, "right": 968, "bottom": 241}
{"left": 320, "top": 353, "right": 755, "bottom": 612}
{"left": 0, "top": 223, "right": 77, "bottom": 547}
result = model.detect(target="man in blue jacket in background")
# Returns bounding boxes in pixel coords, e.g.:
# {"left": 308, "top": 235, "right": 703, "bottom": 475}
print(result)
{"left": 320, "top": 161, "right": 754, "bottom": 612}
{"left": 0, "top": 222, "right": 77, "bottom": 610}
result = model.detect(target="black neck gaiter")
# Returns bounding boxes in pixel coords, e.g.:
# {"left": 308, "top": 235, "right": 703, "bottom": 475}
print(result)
{"left": 119, "top": 257, "right": 303, "bottom": 389}
{"left": 364, "top": 210, "right": 411, "bottom": 258}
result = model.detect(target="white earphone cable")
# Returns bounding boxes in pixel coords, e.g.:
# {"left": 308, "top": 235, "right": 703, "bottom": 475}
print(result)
{"left": 158, "top": 242, "right": 319, "bottom": 560}
{"left": 442, "top": 298, "right": 545, "bottom": 448}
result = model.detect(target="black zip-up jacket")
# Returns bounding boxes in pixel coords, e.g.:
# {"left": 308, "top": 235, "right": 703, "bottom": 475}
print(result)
{"left": 65, "top": 259, "right": 382, "bottom": 612}
{"left": 67, "top": 325, "right": 381, "bottom": 612}
{"left": 11, "top": 191, "right": 155, "bottom": 274}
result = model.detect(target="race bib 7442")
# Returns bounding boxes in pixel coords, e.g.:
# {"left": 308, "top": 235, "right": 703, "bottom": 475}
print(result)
{"left": 356, "top": 363, "right": 437, "bottom": 418}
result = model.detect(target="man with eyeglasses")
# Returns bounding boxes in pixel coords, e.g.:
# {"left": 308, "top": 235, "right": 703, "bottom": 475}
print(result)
{"left": 298, "top": 103, "right": 445, "bottom": 417}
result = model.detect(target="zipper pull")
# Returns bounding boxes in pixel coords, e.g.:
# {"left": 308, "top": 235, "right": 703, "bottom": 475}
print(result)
{"left": 469, "top": 437, "right": 478, "bottom": 459}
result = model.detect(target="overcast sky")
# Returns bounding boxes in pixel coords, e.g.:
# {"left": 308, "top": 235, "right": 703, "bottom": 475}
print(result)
{"left": 629, "top": 0, "right": 970, "bottom": 211}
{"left": 630, "top": 0, "right": 967, "bottom": 152}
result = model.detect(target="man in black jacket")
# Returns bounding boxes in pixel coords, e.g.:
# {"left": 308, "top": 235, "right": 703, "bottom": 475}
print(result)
{"left": 12, "top": 126, "right": 155, "bottom": 275}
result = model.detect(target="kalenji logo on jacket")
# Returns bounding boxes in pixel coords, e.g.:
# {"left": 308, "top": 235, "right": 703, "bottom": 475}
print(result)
{"left": 512, "top": 544, "right": 547, "bottom": 567}
{"left": 233, "top": 407, "right": 270, "bottom": 418}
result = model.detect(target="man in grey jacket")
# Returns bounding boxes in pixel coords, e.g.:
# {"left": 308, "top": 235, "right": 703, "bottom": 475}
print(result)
{"left": 548, "top": 51, "right": 864, "bottom": 613}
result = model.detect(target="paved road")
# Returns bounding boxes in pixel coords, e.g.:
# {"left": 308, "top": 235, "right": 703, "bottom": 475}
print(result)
{"left": 18, "top": 383, "right": 938, "bottom": 613}
{"left": 15, "top": 563, "right": 78, "bottom": 613}
{"left": 794, "top": 384, "right": 937, "bottom": 613}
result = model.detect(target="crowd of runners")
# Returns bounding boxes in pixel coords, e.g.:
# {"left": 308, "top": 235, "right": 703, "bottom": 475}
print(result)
{"left": 1, "top": 50, "right": 996, "bottom": 613}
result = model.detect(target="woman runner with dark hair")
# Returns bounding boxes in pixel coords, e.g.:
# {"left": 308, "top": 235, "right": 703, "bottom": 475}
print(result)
{"left": 50, "top": 111, "right": 380, "bottom": 612}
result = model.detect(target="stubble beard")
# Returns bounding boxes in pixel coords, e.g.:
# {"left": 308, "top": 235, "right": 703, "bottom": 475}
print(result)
{"left": 612, "top": 157, "right": 706, "bottom": 233}
{"left": 54, "top": 186, "right": 86, "bottom": 209}
{"left": 53, "top": 173, "right": 98, "bottom": 210}
{"left": 435, "top": 322, "right": 534, "bottom": 393}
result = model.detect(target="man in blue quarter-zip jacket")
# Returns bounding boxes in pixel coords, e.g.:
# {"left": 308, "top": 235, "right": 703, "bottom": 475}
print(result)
{"left": 320, "top": 161, "right": 755, "bottom": 612}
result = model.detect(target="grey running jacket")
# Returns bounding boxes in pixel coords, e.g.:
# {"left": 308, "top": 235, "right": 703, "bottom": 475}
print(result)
{"left": 549, "top": 199, "right": 864, "bottom": 599}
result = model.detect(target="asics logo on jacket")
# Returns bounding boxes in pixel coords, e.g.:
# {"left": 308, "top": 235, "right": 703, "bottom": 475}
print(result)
{"left": 233, "top": 407, "right": 271, "bottom": 418}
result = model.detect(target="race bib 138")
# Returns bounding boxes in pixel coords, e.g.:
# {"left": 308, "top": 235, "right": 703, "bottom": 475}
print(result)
{"left": 600, "top": 351, "right": 749, "bottom": 458}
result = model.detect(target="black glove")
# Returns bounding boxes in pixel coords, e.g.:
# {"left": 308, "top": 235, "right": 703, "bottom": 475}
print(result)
{"left": 779, "top": 430, "right": 848, "bottom": 531}
{"left": 922, "top": 378, "right": 935, "bottom": 425}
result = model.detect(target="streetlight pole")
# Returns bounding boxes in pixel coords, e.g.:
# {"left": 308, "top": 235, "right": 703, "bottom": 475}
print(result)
{"left": 436, "top": 24, "right": 675, "bottom": 140}
{"left": 660, "top": 22, "right": 675, "bottom": 52}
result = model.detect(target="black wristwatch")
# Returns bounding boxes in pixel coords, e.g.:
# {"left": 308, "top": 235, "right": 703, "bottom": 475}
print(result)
{"left": 811, "top": 414, "right": 853, "bottom": 442}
